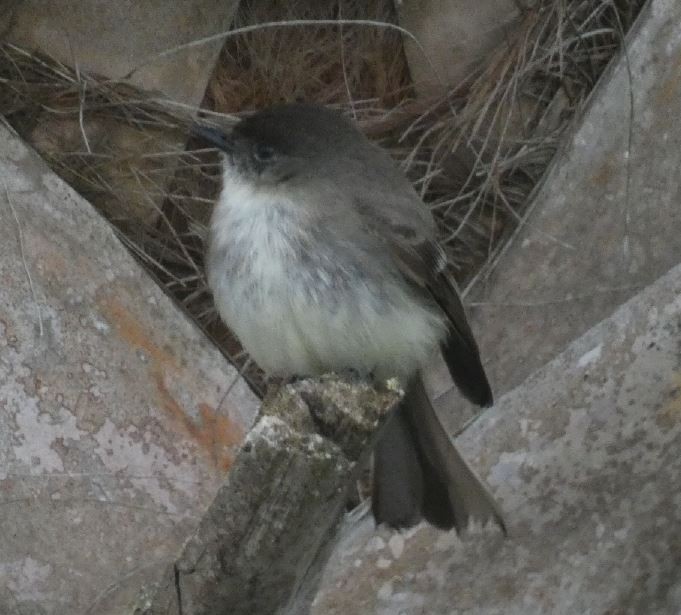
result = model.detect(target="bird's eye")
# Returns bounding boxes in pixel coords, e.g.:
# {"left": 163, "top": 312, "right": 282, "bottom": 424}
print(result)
{"left": 254, "top": 144, "right": 276, "bottom": 162}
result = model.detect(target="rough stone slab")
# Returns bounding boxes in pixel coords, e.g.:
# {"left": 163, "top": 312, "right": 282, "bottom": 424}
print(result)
{"left": 314, "top": 1, "right": 681, "bottom": 611}
{"left": 313, "top": 229, "right": 681, "bottom": 614}
{"left": 433, "top": 0, "right": 681, "bottom": 414}
{"left": 5, "top": 0, "right": 239, "bottom": 106}
{"left": 145, "top": 376, "right": 401, "bottom": 615}
{"left": 0, "top": 124, "right": 259, "bottom": 613}
{"left": 397, "top": 0, "right": 520, "bottom": 93}
{"left": 4, "top": 0, "right": 239, "bottom": 229}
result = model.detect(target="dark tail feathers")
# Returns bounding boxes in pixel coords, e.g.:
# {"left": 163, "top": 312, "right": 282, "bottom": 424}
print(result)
{"left": 372, "top": 376, "right": 504, "bottom": 531}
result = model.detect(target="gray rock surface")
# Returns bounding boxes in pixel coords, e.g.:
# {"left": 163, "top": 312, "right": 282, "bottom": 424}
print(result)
{"left": 0, "top": 123, "right": 403, "bottom": 615}
{"left": 5, "top": 0, "right": 239, "bottom": 107}
{"left": 424, "top": 0, "right": 679, "bottom": 427}
{"left": 397, "top": 0, "right": 520, "bottom": 93}
{"left": 0, "top": 123, "right": 259, "bottom": 614}
{"left": 146, "top": 376, "right": 401, "bottom": 615}
{"left": 314, "top": 0, "right": 681, "bottom": 612}
{"left": 313, "top": 225, "right": 681, "bottom": 615}
{"left": 438, "top": 0, "right": 681, "bottom": 410}
{"left": 4, "top": 0, "right": 239, "bottom": 228}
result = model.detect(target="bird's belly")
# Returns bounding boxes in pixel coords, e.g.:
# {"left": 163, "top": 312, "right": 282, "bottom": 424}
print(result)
{"left": 214, "top": 267, "right": 445, "bottom": 380}
{"left": 208, "top": 195, "right": 445, "bottom": 379}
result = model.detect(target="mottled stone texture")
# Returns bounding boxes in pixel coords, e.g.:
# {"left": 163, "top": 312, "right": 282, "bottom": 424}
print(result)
{"left": 0, "top": 131, "right": 400, "bottom": 614}
{"left": 436, "top": 0, "right": 681, "bottom": 411}
{"left": 314, "top": 1, "right": 681, "bottom": 613}
{"left": 5, "top": 0, "right": 239, "bottom": 106}
{"left": 0, "top": 125, "right": 259, "bottom": 613}
{"left": 313, "top": 236, "right": 681, "bottom": 615}
{"left": 145, "top": 377, "right": 400, "bottom": 615}
{"left": 425, "top": 0, "right": 681, "bottom": 424}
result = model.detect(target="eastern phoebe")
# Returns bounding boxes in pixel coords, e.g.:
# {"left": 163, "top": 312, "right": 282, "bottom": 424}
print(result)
{"left": 197, "top": 103, "right": 502, "bottom": 531}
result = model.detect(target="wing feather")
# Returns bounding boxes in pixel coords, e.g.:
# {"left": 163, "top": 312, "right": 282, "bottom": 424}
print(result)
{"left": 354, "top": 198, "right": 493, "bottom": 407}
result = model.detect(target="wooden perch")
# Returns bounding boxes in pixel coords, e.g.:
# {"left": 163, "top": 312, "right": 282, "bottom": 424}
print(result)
{"left": 142, "top": 375, "right": 402, "bottom": 615}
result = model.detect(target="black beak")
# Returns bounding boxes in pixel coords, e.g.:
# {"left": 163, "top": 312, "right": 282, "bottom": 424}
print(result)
{"left": 191, "top": 124, "right": 234, "bottom": 152}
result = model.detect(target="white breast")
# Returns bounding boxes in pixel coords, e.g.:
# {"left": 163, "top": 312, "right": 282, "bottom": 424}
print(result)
{"left": 208, "top": 171, "right": 446, "bottom": 379}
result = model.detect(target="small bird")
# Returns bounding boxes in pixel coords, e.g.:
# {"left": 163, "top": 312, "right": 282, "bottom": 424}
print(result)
{"left": 197, "top": 103, "right": 503, "bottom": 531}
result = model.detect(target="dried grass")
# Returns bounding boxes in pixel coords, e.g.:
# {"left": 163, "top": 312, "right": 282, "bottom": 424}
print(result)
{"left": 205, "top": 0, "right": 411, "bottom": 111}
{"left": 0, "top": 0, "right": 646, "bottom": 395}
